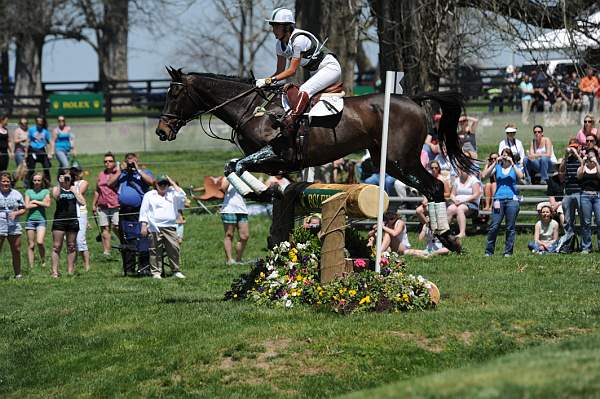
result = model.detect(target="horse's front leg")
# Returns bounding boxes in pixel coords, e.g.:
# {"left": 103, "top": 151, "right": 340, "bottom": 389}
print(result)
{"left": 234, "top": 145, "right": 281, "bottom": 175}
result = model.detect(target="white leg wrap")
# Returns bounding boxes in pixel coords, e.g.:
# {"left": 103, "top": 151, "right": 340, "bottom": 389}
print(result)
{"left": 435, "top": 202, "right": 450, "bottom": 233}
{"left": 240, "top": 171, "right": 268, "bottom": 194}
{"left": 226, "top": 172, "right": 252, "bottom": 196}
{"left": 427, "top": 202, "right": 438, "bottom": 231}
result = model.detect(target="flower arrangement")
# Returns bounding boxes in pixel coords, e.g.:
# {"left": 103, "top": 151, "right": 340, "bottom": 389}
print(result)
{"left": 225, "top": 227, "right": 436, "bottom": 314}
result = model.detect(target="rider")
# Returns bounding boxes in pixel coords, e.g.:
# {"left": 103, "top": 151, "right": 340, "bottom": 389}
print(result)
{"left": 256, "top": 7, "right": 342, "bottom": 138}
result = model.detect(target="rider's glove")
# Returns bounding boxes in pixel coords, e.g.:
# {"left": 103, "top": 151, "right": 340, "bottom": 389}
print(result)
{"left": 256, "top": 77, "right": 276, "bottom": 88}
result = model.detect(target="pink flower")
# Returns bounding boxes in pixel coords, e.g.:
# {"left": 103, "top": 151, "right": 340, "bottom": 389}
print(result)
{"left": 380, "top": 257, "right": 389, "bottom": 266}
{"left": 354, "top": 259, "right": 367, "bottom": 268}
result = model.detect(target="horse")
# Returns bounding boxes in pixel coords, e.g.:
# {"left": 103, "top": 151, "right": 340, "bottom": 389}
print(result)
{"left": 156, "top": 67, "right": 474, "bottom": 251}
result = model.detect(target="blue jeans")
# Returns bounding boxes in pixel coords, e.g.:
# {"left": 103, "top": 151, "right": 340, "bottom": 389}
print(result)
{"left": 422, "top": 144, "right": 435, "bottom": 162}
{"left": 562, "top": 193, "right": 580, "bottom": 237}
{"left": 55, "top": 149, "right": 70, "bottom": 169}
{"left": 485, "top": 199, "right": 520, "bottom": 255}
{"left": 527, "top": 240, "right": 558, "bottom": 253}
{"left": 580, "top": 192, "right": 600, "bottom": 251}
{"left": 365, "top": 173, "right": 396, "bottom": 196}
{"left": 525, "top": 156, "right": 552, "bottom": 181}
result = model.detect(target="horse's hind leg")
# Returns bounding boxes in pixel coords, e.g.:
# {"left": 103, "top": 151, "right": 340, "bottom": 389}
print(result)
{"left": 386, "top": 161, "right": 462, "bottom": 253}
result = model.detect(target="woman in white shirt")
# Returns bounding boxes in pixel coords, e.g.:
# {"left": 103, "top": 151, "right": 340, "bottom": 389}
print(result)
{"left": 498, "top": 124, "right": 526, "bottom": 171}
{"left": 446, "top": 170, "right": 481, "bottom": 238}
{"left": 220, "top": 177, "right": 250, "bottom": 265}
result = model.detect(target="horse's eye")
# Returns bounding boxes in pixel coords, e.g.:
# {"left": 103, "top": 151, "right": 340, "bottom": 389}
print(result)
{"left": 169, "top": 84, "right": 183, "bottom": 97}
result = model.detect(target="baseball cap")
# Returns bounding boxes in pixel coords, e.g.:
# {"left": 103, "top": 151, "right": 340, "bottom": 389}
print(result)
{"left": 505, "top": 127, "right": 517, "bottom": 133}
{"left": 156, "top": 174, "right": 170, "bottom": 184}
{"left": 70, "top": 160, "right": 83, "bottom": 171}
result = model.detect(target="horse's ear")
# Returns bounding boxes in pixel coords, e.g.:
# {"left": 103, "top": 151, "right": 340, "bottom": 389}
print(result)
{"left": 166, "top": 66, "right": 175, "bottom": 80}
{"left": 176, "top": 68, "right": 184, "bottom": 81}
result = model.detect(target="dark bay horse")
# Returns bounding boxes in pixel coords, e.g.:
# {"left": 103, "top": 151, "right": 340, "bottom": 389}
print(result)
{"left": 156, "top": 68, "right": 474, "bottom": 250}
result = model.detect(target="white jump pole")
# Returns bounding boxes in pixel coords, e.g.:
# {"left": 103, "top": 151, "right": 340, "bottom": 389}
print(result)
{"left": 375, "top": 71, "right": 396, "bottom": 273}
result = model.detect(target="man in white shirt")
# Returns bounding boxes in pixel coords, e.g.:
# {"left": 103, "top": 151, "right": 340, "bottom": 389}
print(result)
{"left": 140, "top": 175, "right": 187, "bottom": 279}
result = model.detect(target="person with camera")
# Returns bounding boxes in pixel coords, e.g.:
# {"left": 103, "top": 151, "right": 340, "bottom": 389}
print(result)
{"left": 481, "top": 148, "right": 524, "bottom": 257}
{"left": 577, "top": 147, "right": 600, "bottom": 253}
{"left": 25, "top": 117, "right": 53, "bottom": 188}
{"left": 559, "top": 140, "right": 583, "bottom": 244}
{"left": 106, "top": 153, "right": 154, "bottom": 275}
{"left": 51, "top": 169, "right": 85, "bottom": 278}
{"left": 139, "top": 175, "right": 187, "bottom": 279}
{"left": 92, "top": 152, "right": 120, "bottom": 257}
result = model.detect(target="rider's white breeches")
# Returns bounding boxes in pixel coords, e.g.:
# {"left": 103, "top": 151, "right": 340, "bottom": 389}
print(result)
{"left": 299, "top": 55, "right": 342, "bottom": 97}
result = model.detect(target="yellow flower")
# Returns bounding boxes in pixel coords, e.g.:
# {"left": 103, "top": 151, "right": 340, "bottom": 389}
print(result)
{"left": 296, "top": 275, "right": 303, "bottom": 281}
{"left": 319, "top": 291, "right": 325, "bottom": 296}
{"left": 259, "top": 272, "right": 265, "bottom": 278}
{"left": 349, "top": 290, "right": 357, "bottom": 297}
{"left": 402, "top": 293, "right": 409, "bottom": 302}
{"left": 233, "top": 294, "right": 238, "bottom": 298}
{"left": 359, "top": 295, "right": 371, "bottom": 305}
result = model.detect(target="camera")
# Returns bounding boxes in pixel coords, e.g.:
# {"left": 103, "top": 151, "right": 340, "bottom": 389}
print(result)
{"left": 63, "top": 175, "right": 71, "bottom": 183}
{"left": 126, "top": 162, "right": 136, "bottom": 172}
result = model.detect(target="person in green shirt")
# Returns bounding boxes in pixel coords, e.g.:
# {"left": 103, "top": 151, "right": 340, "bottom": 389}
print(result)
{"left": 24, "top": 172, "right": 50, "bottom": 269}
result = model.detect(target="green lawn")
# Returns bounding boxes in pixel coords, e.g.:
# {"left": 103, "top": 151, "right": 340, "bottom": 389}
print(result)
{"left": 2, "top": 150, "right": 600, "bottom": 398}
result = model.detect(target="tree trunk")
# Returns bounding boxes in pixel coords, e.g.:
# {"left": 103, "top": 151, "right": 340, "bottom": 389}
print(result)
{"left": 14, "top": 34, "right": 44, "bottom": 96}
{"left": 98, "top": 0, "right": 129, "bottom": 86}
{"left": 295, "top": 0, "right": 359, "bottom": 94}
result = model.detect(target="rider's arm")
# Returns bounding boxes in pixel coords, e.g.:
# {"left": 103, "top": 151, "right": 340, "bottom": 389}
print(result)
{"left": 273, "top": 58, "right": 301, "bottom": 82}
{"left": 274, "top": 55, "right": 287, "bottom": 76}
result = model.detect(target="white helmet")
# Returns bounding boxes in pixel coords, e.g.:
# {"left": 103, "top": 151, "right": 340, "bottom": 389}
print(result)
{"left": 265, "top": 8, "right": 294, "bottom": 24}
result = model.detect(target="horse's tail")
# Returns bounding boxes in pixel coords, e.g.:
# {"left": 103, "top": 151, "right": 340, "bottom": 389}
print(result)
{"left": 412, "top": 91, "right": 477, "bottom": 175}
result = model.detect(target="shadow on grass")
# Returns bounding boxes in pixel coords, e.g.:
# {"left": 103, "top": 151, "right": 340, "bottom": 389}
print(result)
{"left": 161, "top": 296, "right": 223, "bottom": 305}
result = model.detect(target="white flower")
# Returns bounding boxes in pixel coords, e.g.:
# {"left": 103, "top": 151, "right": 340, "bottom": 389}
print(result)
{"left": 280, "top": 241, "right": 291, "bottom": 251}
{"left": 297, "top": 243, "right": 307, "bottom": 250}
{"left": 285, "top": 299, "right": 293, "bottom": 308}
{"left": 290, "top": 282, "right": 298, "bottom": 289}
{"left": 267, "top": 270, "right": 279, "bottom": 280}
{"left": 417, "top": 275, "right": 425, "bottom": 283}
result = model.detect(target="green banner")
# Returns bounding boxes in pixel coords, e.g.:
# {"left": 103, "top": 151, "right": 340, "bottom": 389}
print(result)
{"left": 49, "top": 93, "right": 104, "bottom": 116}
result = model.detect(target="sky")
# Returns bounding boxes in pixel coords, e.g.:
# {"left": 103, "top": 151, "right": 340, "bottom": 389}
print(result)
{"left": 36, "top": 3, "right": 538, "bottom": 83}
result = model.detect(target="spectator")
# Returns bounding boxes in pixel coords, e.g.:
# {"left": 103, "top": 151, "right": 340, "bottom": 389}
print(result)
{"left": 483, "top": 152, "right": 498, "bottom": 211}
{"left": 302, "top": 214, "right": 321, "bottom": 233}
{"left": 525, "top": 125, "right": 555, "bottom": 184}
{"left": 0, "top": 115, "right": 11, "bottom": 171}
{"left": 26, "top": 117, "right": 53, "bottom": 188}
{"left": 0, "top": 172, "right": 25, "bottom": 278}
{"left": 415, "top": 160, "right": 450, "bottom": 225}
{"left": 551, "top": 80, "right": 569, "bottom": 125}
{"left": 528, "top": 204, "right": 559, "bottom": 253}
{"left": 576, "top": 114, "right": 597, "bottom": 146}
{"left": 139, "top": 175, "right": 187, "bottom": 279}
{"left": 422, "top": 113, "right": 441, "bottom": 161}
{"left": 404, "top": 222, "right": 449, "bottom": 258}
{"left": 578, "top": 67, "right": 599, "bottom": 113}
{"left": 51, "top": 116, "right": 76, "bottom": 169}
{"left": 545, "top": 170, "right": 565, "bottom": 227}
{"left": 559, "top": 139, "right": 583, "bottom": 245}
{"left": 92, "top": 152, "right": 120, "bottom": 257}
{"left": 577, "top": 147, "right": 600, "bottom": 254}
{"left": 482, "top": 148, "right": 524, "bottom": 257}
{"left": 367, "top": 212, "right": 410, "bottom": 254}
{"left": 531, "top": 70, "right": 547, "bottom": 112}
{"left": 12, "top": 117, "right": 28, "bottom": 168}
{"left": 498, "top": 124, "right": 526, "bottom": 172}
{"left": 433, "top": 146, "right": 457, "bottom": 182}
{"left": 24, "top": 172, "right": 50, "bottom": 269}
{"left": 51, "top": 169, "right": 84, "bottom": 278}
{"left": 519, "top": 74, "right": 534, "bottom": 124}
{"left": 457, "top": 114, "right": 478, "bottom": 157}
{"left": 220, "top": 175, "right": 250, "bottom": 265}
{"left": 71, "top": 161, "right": 90, "bottom": 271}
{"left": 107, "top": 153, "right": 154, "bottom": 275}
{"left": 364, "top": 171, "right": 396, "bottom": 196}
{"left": 446, "top": 169, "right": 482, "bottom": 238}
{"left": 585, "top": 134, "right": 600, "bottom": 154}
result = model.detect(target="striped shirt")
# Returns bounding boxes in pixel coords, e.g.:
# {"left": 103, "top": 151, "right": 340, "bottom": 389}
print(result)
{"left": 564, "top": 157, "right": 581, "bottom": 194}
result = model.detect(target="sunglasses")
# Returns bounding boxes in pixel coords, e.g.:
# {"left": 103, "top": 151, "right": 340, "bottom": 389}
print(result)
{"left": 431, "top": 166, "right": 440, "bottom": 170}
{"left": 103, "top": 160, "right": 114, "bottom": 163}
{"left": 587, "top": 139, "right": 596, "bottom": 142}
{"left": 585, "top": 120, "right": 594, "bottom": 124}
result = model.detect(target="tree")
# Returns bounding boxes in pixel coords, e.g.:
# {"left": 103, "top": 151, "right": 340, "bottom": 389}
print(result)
{"left": 368, "top": 0, "right": 600, "bottom": 95}
{"left": 295, "top": 0, "right": 362, "bottom": 94}
{"left": 176, "top": 0, "right": 277, "bottom": 76}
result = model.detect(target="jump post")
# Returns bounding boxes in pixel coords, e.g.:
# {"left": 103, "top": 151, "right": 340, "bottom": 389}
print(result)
{"left": 268, "top": 182, "right": 389, "bottom": 283}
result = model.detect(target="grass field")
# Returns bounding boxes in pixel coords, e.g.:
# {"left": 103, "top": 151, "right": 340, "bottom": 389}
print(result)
{"left": 2, "top": 149, "right": 600, "bottom": 398}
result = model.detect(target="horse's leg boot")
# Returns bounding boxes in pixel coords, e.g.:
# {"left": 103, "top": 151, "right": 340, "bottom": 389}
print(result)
{"left": 435, "top": 202, "right": 450, "bottom": 232}
{"left": 226, "top": 172, "right": 252, "bottom": 196}
{"left": 240, "top": 171, "right": 268, "bottom": 194}
{"left": 427, "top": 202, "right": 438, "bottom": 231}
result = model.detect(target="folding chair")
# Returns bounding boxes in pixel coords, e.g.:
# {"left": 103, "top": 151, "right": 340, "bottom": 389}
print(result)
{"left": 188, "top": 176, "right": 225, "bottom": 214}
{"left": 115, "top": 220, "right": 152, "bottom": 276}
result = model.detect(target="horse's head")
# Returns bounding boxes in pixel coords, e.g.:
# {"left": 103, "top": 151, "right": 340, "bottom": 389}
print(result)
{"left": 156, "top": 67, "right": 203, "bottom": 141}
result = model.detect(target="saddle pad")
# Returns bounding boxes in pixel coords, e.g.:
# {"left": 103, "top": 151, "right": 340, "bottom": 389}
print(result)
{"left": 308, "top": 96, "right": 344, "bottom": 117}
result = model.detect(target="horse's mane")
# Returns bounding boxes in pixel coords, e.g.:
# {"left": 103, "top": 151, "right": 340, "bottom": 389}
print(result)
{"left": 187, "top": 72, "right": 254, "bottom": 85}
